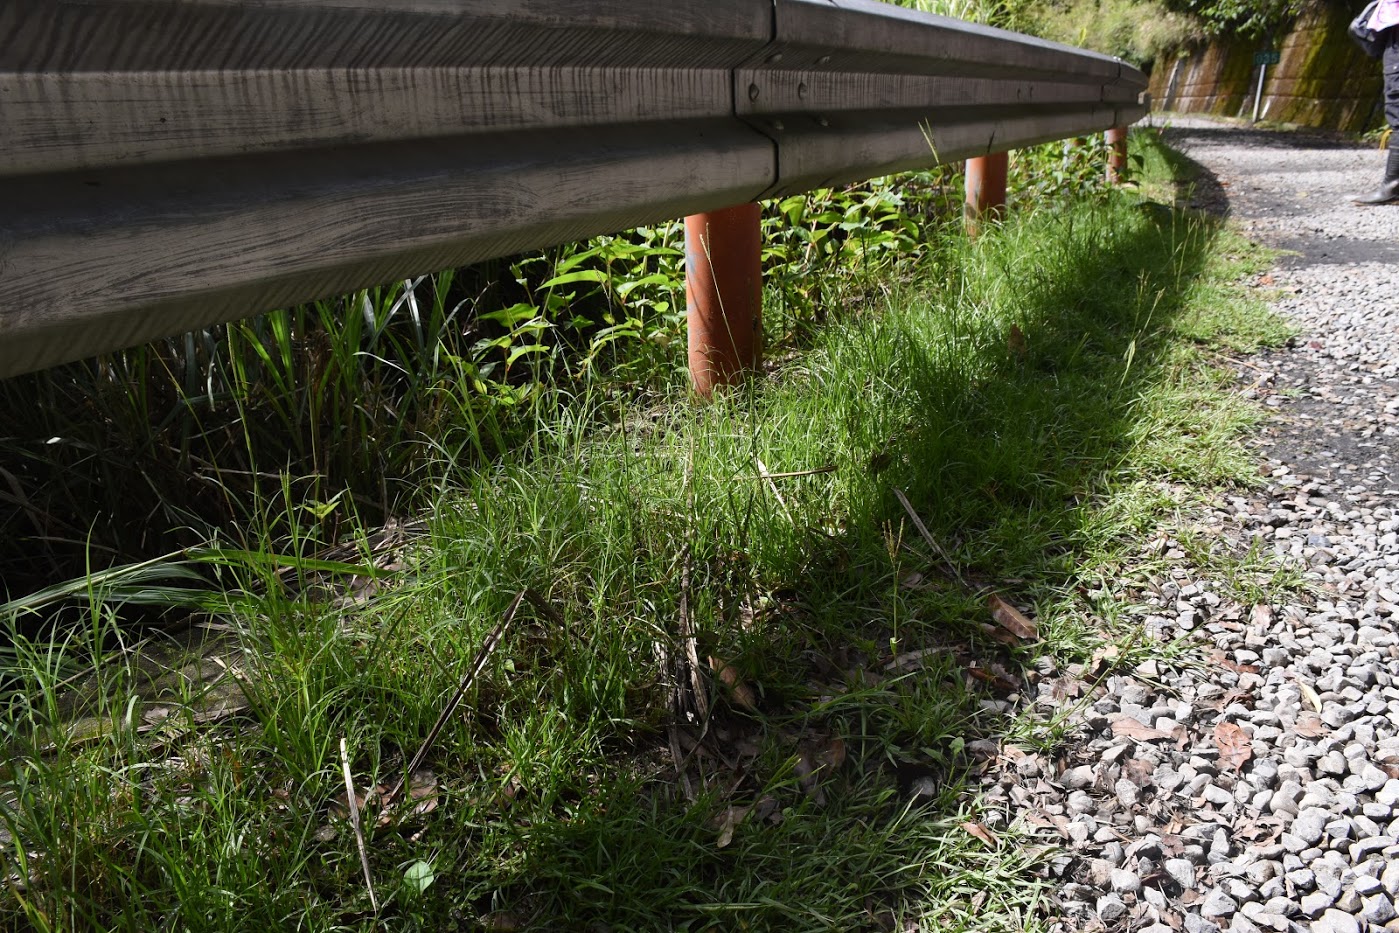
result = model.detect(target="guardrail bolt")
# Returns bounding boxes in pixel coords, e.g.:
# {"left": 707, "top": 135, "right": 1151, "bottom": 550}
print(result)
{"left": 685, "top": 203, "right": 763, "bottom": 397}
{"left": 964, "top": 152, "right": 1008, "bottom": 237}
{"left": 1106, "top": 127, "right": 1129, "bottom": 184}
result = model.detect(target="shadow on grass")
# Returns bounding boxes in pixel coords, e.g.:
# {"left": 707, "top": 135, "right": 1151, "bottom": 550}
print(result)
{"left": 404, "top": 187, "right": 1272, "bottom": 928}
{"left": 1, "top": 141, "right": 1288, "bottom": 932}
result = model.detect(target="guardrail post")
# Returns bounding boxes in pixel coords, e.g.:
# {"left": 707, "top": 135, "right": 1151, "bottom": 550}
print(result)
{"left": 1106, "top": 127, "right": 1129, "bottom": 184}
{"left": 964, "top": 153, "right": 1008, "bottom": 236}
{"left": 685, "top": 203, "right": 763, "bottom": 397}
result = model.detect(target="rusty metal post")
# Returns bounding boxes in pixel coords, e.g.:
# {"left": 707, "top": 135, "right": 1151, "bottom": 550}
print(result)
{"left": 964, "top": 152, "right": 1008, "bottom": 236}
{"left": 685, "top": 203, "right": 762, "bottom": 396}
{"left": 1106, "top": 126, "right": 1129, "bottom": 184}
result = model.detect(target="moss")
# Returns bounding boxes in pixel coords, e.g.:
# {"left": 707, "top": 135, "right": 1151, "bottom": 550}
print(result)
{"left": 1152, "top": 1, "right": 1384, "bottom": 132}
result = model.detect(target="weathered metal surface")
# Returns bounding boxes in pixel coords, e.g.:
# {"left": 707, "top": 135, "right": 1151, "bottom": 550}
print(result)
{"left": 686, "top": 204, "right": 764, "bottom": 396}
{"left": 964, "top": 152, "right": 1008, "bottom": 237}
{"left": 0, "top": 0, "right": 1148, "bottom": 378}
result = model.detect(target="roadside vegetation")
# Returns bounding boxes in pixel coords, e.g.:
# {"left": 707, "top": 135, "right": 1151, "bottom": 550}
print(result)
{"left": 0, "top": 129, "right": 1296, "bottom": 931}
{"left": 901, "top": 0, "right": 1345, "bottom": 69}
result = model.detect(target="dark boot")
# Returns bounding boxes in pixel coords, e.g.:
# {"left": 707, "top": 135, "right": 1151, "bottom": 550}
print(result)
{"left": 1356, "top": 146, "right": 1399, "bottom": 205}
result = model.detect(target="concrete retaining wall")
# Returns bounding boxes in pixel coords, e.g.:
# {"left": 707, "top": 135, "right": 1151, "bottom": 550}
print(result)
{"left": 1149, "top": 4, "right": 1385, "bottom": 133}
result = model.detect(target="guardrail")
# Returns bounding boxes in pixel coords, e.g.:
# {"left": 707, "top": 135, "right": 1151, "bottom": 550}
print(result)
{"left": 0, "top": 0, "right": 1147, "bottom": 382}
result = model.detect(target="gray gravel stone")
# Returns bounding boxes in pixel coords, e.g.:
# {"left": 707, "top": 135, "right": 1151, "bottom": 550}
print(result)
{"left": 1165, "top": 858, "right": 1196, "bottom": 890}
{"left": 1199, "top": 889, "right": 1237, "bottom": 919}
{"left": 1109, "top": 867, "right": 1141, "bottom": 894}
{"left": 1312, "top": 908, "right": 1361, "bottom": 933}
{"left": 1301, "top": 889, "right": 1336, "bottom": 918}
{"left": 1096, "top": 893, "right": 1128, "bottom": 922}
{"left": 1361, "top": 892, "right": 1398, "bottom": 925}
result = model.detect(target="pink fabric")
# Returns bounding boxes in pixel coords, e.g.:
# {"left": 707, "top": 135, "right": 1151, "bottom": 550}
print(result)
{"left": 1370, "top": 0, "right": 1399, "bottom": 32}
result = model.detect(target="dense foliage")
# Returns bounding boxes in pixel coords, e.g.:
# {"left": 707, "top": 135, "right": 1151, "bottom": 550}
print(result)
{"left": 0, "top": 68, "right": 1133, "bottom": 621}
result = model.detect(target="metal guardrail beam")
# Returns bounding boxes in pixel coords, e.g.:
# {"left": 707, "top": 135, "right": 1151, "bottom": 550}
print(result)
{"left": 0, "top": 0, "right": 1147, "bottom": 378}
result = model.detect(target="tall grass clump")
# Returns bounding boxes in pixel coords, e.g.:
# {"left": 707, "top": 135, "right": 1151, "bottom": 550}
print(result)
{"left": 0, "top": 132, "right": 1293, "bottom": 930}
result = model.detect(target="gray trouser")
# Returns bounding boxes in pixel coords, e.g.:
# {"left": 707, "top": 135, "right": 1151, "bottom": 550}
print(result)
{"left": 1387, "top": 31, "right": 1399, "bottom": 145}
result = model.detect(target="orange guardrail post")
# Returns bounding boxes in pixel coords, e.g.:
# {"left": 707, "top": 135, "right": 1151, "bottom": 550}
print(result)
{"left": 1106, "top": 126, "right": 1129, "bottom": 183}
{"left": 685, "top": 203, "right": 763, "bottom": 397}
{"left": 964, "top": 152, "right": 1008, "bottom": 236}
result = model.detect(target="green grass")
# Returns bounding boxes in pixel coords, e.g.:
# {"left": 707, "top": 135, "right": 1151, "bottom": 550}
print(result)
{"left": 0, "top": 132, "right": 1297, "bottom": 931}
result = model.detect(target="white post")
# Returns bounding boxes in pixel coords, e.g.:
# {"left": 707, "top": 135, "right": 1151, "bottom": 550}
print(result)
{"left": 1252, "top": 63, "right": 1268, "bottom": 123}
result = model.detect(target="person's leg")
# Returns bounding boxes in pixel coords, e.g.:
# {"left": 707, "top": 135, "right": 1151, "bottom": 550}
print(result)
{"left": 1354, "top": 37, "right": 1399, "bottom": 204}
{"left": 1357, "top": 37, "right": 1399, "bottom": 205}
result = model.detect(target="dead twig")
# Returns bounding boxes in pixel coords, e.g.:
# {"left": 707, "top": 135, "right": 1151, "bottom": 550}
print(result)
{"left": 383, "top": 590, "right": 524, "bottom": 808}
{"left": 340, "top": 737, "right": 379, "bottom": 912}
{"left": 892, "top": 487, "right": 969, "bottom": 589}
{"left": 747, "top": 465, "right": 836, "bottom": 480}
{"left": 756, "top": 458, "right": 796, "bottom": 526}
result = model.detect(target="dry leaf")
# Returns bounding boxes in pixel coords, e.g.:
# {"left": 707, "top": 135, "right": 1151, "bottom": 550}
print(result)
{"left": 1007, "top": 324, "right": 1028, "bottom": 361}
{"left": 1091, "top": 644, "right": 1121, "bottom": 675}
{"left": 978, "top": 622, "right": 1023, "bottom": 648}
{"left": 1299, "top": 682, "right": 1323, "bottom": 714}
{"left": 886, "top": 648, "right": 940, "bottom": 672}
{"left": 966, "top": 665, "right": 1018, "bottom": 694}
{"left": 818, "top": 737, "right": 847, "bottom": 771}
{"left": 484, "top": 911, "right": 526, "bottom": 931}
{"left": 1214, "top": 721, "right": 1253, "bottom": 772}
{"left": 1110, "top": 716, "right": 1176, "bottom": 742}
{"left": 1123, "top": 758, "right": 1154, "bottom": 786}
{"left": 713, "top": 806, "right": 749, "bottom": 849}
{"left": 793, "top": 753, "right": 826, "bottom": 806}
{"left": 961, "top": 821, "right": 999, "bottom": 849}
{"left": 1293, "top": 712, "right": 1327, "bottom": 738}
{"left": 988, "top": 594, "right": 1037, "bottom": 640}
{"left": 709, "top": 656, "right": 758, "bottom": 711}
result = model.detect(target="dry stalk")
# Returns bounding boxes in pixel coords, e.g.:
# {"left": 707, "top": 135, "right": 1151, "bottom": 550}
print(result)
{"left": 339, "top": 737, "right": 379, "bottom": 912}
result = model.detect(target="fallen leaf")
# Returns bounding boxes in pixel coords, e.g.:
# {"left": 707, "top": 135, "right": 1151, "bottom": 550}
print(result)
{"left": 793, "top": 753, "right": 826, "bottom": 806}
{"left": 1299, "top": 682, "right": 1323, "bottom": 714}
{"left": 961, "top": 821, "right": 999, "bottom": 849}
{"left": 713, "top": 806, "right": 749, "bottom": 849}
{"left": 1293, "top": 713, "right": 1327, "bottom": 738}
{"left": 377, "top": 769, "right": 439, "bottom": 827}
{"left": 1123, "top": 758, "right": 1154, "bottom": 786}
{"left": 885, "top": 648, "right": 940, "bottom": 672}
{"left": 1007, "top": 324, "right": 1028, "bottom": 361}
{"left": 978, "top": 622, "right": 1023, "bottom": 648}
{"left": 1214, "top": 721, "right": 1253, "bottom": 772}
{"left": 817, "top": 737, "right": 847, "bottom": 771}
{"left": 1090, "top": 644, "right": 1121, "bottom": 675}
{"left": 966, "top": 664, "right": 1018, "bottom": 694}
{"left": 709, "top": 656, "right": 758, "bottom": 711}
{"left": 1110, "top": 716, "right": 1176, "bottom": 742}
{"left": 988, "top": 594, "right": 1037, "bottom": 640}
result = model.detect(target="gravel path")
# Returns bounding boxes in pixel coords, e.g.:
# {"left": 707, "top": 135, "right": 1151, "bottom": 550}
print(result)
{"left": 984, "top": 118, "right": 1399, "bottom": 933}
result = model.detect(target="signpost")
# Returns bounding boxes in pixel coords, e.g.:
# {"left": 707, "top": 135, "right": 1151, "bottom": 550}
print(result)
{"left": 1252, "top": 50, "right": 1280, "bottom": 122}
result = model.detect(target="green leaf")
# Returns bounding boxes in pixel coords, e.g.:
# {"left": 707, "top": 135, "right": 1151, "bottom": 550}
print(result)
{"left": 541, "top": 269, "right": 611, "bottom": 289}
{"left": 403, "top": 860, "right": 435, "bottom": 895}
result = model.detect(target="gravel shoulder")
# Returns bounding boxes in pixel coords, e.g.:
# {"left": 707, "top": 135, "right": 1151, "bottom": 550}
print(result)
{"left": 987, "top": 116, "right": 1399, "bottom": 933}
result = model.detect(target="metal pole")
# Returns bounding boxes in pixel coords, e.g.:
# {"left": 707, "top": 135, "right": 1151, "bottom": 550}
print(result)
{"left": 964, "top": 152, "right": 1008, "bottom": 237}
{"left": 1106, "top": 127, "right": 1129, "bottom": 184}
{"left": 1252, "top": 63, "right": 1267, "bottom": 123}
{"left": 685, "top": 203, "right": 763, "bottom": 397}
